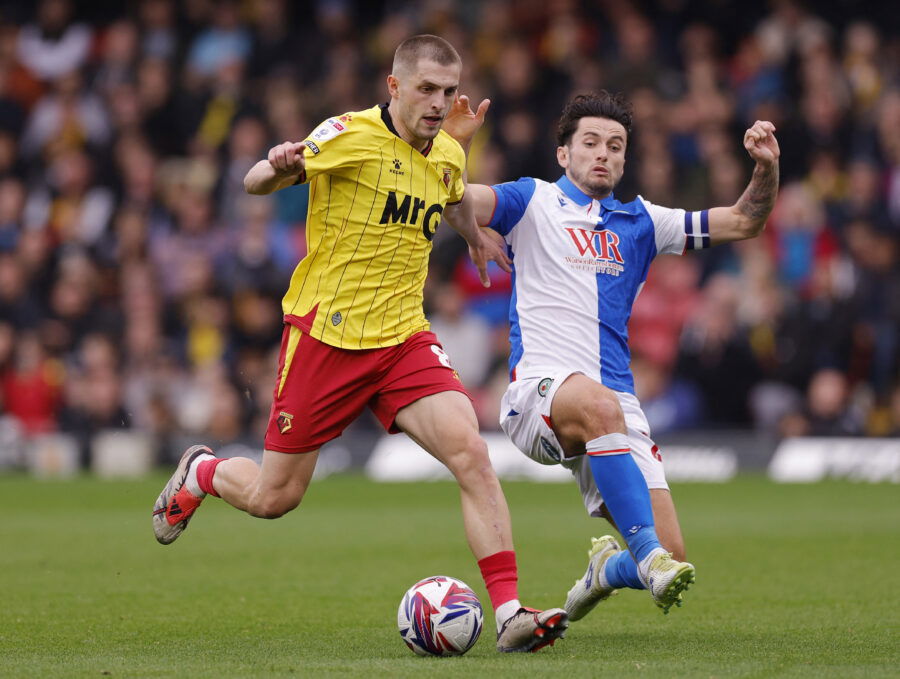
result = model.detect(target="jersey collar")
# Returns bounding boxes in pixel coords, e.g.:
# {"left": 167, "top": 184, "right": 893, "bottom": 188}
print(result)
{"left": 555, "top": 174, "right": 616, "bottom": 209}
{"left": 379, "top": 103, "right": 433, "bottom": 157}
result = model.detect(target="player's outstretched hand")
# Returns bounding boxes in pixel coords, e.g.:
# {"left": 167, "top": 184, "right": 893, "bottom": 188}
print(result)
{"left": 268, "top": 141, "right": 306, "bottom": 178}
{"left": 443, "top": 95, "right": 491, "bottom": 147}
{"left": 469, "top": 227, "right": 512, "bottom": 288}
{"left": 743, "top": 121, "right": 780, "bottom": 167}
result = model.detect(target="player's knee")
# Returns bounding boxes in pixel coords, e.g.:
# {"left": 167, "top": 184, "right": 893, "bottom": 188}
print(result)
{"left": 586, "top": 389, "right": 625, "bottom": 434}
{"left": 249, "top": 492, "right": 302, "bottom": 519}
{"left": 443, "top": 434, "right": 492, "bottom": 480}
{"left": 579, "top": 389, "right": 625, "bottom": 438}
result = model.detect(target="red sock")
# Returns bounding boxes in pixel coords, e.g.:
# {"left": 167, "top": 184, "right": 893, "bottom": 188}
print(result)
{"left": 477, "top": 550, "right": 519, "bottom": 611}
{"left": 196, "top": 458, "right": 223, "bottom": 497}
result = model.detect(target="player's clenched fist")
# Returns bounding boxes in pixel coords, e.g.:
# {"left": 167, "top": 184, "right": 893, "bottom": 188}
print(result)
{"left": 743, "top": 120, "right": 780, "bottom": 166}
{"left": 268, "top": 141, "right": 306, "bottom": 177}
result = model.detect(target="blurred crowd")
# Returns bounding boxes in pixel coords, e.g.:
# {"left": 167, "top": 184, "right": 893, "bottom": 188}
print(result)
{"left": 0, "top": 0, "right": 898, "bottom": 467}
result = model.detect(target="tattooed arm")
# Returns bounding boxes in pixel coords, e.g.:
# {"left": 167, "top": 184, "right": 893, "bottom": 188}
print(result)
{"left": 707, "top": 120, "right": 781, "bottom": 244}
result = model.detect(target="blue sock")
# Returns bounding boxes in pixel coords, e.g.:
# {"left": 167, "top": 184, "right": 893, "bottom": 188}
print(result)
{"left": 586, "top": 433, "right": 662, "bottom": 563}
{"left": 603, "top": 550, "right": 645, "bottom": 590}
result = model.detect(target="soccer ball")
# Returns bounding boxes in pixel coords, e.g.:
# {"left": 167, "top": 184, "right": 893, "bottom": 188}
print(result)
{"left": 397, "top": 575, "right": 484, "bottom": 656}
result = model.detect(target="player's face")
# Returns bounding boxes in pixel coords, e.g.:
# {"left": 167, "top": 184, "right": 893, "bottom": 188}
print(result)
{"left": 388, "top": 59, "right": 460, "bottom": 149}
{"left": 557, "top": 117, "right": 627, "bottom": 199}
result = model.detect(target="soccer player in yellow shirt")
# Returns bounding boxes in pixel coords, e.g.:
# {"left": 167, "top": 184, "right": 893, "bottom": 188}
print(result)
{"left": 152, "top": 35, "right": 568, "bottom": 653}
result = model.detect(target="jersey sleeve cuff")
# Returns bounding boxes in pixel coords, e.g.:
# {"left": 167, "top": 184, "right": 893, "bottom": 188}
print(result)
{"left": 487, "top": 185, "right": 504, "bottom": 232}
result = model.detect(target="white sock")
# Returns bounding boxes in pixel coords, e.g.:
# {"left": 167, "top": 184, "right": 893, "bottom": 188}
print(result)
{"left": 637, "top": 547, "right": 667, "bottom": 584}
{"left": 495, "top": 599, "right": 522, "bottom": 631}
{"left": 597, "top": 560, "right": 612, "bottom": 590}
{"left": 184, "top": 453, "right": 216, "bottom": 497}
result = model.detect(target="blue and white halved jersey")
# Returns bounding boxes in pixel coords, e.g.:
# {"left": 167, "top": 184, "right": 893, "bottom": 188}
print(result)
{"left": 487, "top": 174, "right": 709, "bottom": 394}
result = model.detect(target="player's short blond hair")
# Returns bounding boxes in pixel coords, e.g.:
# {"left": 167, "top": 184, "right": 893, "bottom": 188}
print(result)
{"left": 392, "top": 35, "right": 461, "bottom": 77}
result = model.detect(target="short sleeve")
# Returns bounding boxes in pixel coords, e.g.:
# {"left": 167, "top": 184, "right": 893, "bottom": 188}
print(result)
{"left": 639, "top": 196, "right": 711, "bottom": 256}
{"left": 446, "top": 144, "right": 466, "bottom": 204}
{"left": 487, "top": 177, "right": 537, "bottom": 236}
{"left": 299, "top": 115, "right": 360, "bottom": 182}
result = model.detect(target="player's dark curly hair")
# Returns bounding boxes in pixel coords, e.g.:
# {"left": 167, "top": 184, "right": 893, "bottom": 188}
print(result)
{"left": 556, "top": 91, "right": 634, "bottom": 146}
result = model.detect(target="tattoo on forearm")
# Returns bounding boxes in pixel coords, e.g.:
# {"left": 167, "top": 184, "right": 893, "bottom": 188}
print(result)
{"left": 737, "top": 161, "right": 779, "bottom": 222}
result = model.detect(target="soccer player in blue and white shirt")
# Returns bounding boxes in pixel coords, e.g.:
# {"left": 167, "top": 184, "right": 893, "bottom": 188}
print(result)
{"left": 447, "top": 91, "right": 780, "bottom": 618}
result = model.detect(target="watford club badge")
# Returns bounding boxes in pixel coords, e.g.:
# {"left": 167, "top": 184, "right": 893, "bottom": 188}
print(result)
{"left": 277, "top": 411, "right": 294, "bottom": 435}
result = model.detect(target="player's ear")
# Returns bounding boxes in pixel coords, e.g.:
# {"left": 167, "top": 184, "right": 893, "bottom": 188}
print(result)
{"left": 556, "top": 145, "right": 569, "bottom": 169}
{"left": 387, "top": 74, "right": 400, "bottom": 98}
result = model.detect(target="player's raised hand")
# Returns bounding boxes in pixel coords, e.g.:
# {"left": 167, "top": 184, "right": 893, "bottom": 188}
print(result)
{"left": 443, "top": 95, "right": 491, "bottom": 147}
{"left": 743, "top": 121, "right": 780, "bottom": 167}
{"left": 468, "top": 227, "right": 512, "bottom": 288}
{"left": 268, "top": 141, "right": 306, "bottom": 178}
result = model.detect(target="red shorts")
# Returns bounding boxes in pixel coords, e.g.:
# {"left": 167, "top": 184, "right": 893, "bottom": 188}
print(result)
{"left": 263, "top": 326, "right": 471, "bottom": 453}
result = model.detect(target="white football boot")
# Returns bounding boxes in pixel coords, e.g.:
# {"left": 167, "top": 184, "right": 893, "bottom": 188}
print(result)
{"left": 639, "top": 548, "right": 696, "bottom": 614}
{"left": 496, "top": 607, "right": 569, "bottom": 652}
{"left": 564, "top": 535, "right": 621, "bottom": 621}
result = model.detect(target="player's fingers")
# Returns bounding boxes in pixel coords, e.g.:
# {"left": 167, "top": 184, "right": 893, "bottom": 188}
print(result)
{"left": 292, "top": 144, "right": 306, "bottom": 168}
{"left": 475, "top": 98, "right": 491, "bottom": 122}
{"left": 271, "top": 146, "right": 284, "bottom": 169}
{"left": 470, "top": 247, "right": 491, "bottom": 287}
{"left": 281, "top": 141, "right": 296, "bottom": 165}
{"left": 478, "top": 263, "right": 491, "bottom": 287}
{"left": 493, "top": 246, "right": 512, "bottom": 273}
{"left": 457, "top": 94, "right": 470, "bottom": 110}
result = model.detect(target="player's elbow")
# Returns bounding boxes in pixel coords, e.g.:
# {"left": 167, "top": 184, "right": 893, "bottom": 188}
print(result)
{"left": 244, "top": 175, "right": 265, "bottom": 195}
{"left": 728, "top": 209, "right": 768, "bottom": 241}
{"left": 443, "top": 202, "right": 461, "bottom": 223}
{"left": 741, "top": 217, "right": 767, "bottom": 240}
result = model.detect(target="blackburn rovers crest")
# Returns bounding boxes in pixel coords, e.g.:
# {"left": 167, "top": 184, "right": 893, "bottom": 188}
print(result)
{"left": 538, "top": 377, "right": 554, "bottom": 397}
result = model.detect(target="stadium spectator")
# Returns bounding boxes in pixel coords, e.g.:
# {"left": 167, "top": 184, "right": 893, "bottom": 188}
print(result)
{"left": 1, "top": 329, "right": 62, "bottom": 434}
{"left": 15, "top": 0, "right": 91, "bottom": 83}
{"left": 184, "top": 0, "right": 251, "bottom": 82}
{"left": 779, "top": 367, "right": 865, "bottom": 437}
{"left": 676, "top": 273, "right": 762, "bottom": 425}
{"left": 20, "top": 69, "right": 110, "bottom": 160}
{"left": 58, "top": 332, "right": 131, "bottom": 465}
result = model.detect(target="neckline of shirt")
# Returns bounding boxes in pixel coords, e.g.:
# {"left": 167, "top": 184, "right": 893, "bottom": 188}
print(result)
{"left": 379, "top": 103, "right": 434, "bottom": 157}
{"left": 555, "top": 174, "right": 617, "bottom": 211}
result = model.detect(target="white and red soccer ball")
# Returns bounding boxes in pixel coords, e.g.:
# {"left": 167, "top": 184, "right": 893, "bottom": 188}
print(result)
{"left": 397, "top": 575, "right": 483, "bottom": 656}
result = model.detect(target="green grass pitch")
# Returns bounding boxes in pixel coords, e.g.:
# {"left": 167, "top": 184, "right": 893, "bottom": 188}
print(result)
{"left": 1, "top": 473, "right": 897, "bottom": 678}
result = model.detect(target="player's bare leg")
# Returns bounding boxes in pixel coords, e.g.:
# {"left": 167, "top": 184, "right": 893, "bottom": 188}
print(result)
{"left": 395, "top": 390, "right": 568, "bottom": 652}
{"left": 394, "top": 390, "right": 512, "bottom": 560}
{"left": 153, "top": 446, "right": 318, "bottom": 544}
{"left": 212, "top": 448, "right": 319, "bottom": 518}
